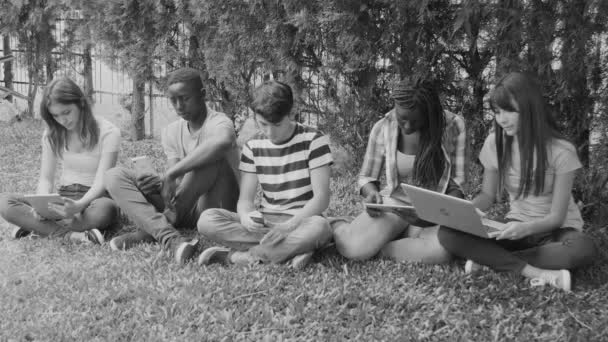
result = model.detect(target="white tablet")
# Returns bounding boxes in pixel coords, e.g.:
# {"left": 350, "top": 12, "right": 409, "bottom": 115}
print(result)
{"left": 23, "top": 194, "right": 64, "bottom": 220}
{"left": 364, "top": 203, "right": 415, "bottom": 211}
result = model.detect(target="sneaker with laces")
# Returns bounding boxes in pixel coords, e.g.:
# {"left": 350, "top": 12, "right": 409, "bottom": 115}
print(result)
{"left": 289, "top": 252, "right": 314, "bottom": 270}
{"left": 68, "top": 229, "right": 105, "bottom": 245}
{"left": 110, "top": 230, "right": 156, "bottom": 251}
{"left": 530, "top": 269, "right": 571, "bottom": 292}
{"left": 85, "top": 229, "right": 105, "bottom": 244}
{"left": 197, "top": 246, "right": 231, "bottom": 265}
{"left": 11, "top": 226, "right": 31, "bottom": 239}
{"left": 171, "top": 237, "right": 199, "bottom": 265}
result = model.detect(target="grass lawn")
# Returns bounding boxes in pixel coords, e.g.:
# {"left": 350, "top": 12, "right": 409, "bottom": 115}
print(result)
{"left": 1, "top": 119, "right": 607, "bottom": 341}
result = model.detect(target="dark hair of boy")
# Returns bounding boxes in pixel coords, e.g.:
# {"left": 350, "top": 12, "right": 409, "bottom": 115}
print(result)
{"left": 166, "top": 68, "right": 205, "bottom": 96}
{"left": 490, "top": 72, "right": 567, "bottom": 199}
{"left": 250, "top": 80, "right": 294, "bottom": 124}
{"left": 392, "top": 76, "right": 446, "bottom": 189}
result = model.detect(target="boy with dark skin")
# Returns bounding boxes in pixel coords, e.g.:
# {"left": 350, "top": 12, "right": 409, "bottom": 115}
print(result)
{"left": 104, "top": 68, "right": 240, "bottom": 264}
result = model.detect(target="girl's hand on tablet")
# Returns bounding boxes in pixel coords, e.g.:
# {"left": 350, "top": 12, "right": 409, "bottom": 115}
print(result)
{"left": 48, "top": 198, "right": 83, "bottom": 219}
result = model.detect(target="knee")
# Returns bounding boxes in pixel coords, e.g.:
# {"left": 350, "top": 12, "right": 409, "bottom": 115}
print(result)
{"left": 307, "top": 216, "right": 331, "bottom": 235}
{"left": 425, "top": 243, "right": 453, "bottom": 264}
{"left": 333, "top": 224, "right": 377, "bottom": 261}
{"left": 87, "top": 198, "right": 119, "bottom": 228}
{"left": 0, "top": 193, "right": 19, "bottom": 219}
{"left": 103, "top": 167, "right": 129, "bottom": 193}
{"left": 303, "top": 216, "right": 332, "bottom": 246}
{"left": 565, "top": 233, "right": 598, "bottom": 268}
{"left": 437, "top": 226, "right": 462, "bottom": 251}
{"left": 197, "top": 208, "right": 225, "bottom": 237}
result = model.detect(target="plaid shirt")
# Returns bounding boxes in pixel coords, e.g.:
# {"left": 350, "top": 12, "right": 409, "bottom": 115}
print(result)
{"left": 358, "top": 109, "right": 466, "bottom": 195}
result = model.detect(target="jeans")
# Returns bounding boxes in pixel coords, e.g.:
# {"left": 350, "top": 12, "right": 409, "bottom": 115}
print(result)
{"left": 437, "top": 220, "right": 598, "bottom": 273}
{"left": 197, "top": 209, "right": 332, "bottom": 263}
{"left": 0, "top": 184, "right": 118, "bottom": 236}
{"left": 104, "top": 158, "right": 239, "bottom": 249}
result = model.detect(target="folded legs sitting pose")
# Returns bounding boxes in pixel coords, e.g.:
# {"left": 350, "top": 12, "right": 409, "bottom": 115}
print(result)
{"left": 197, "top": 80, "right": 334, "bottom": 268}
{"left": 0, "top": 77, "right": 119, "bottom": 244}
{"left": 333, "top": 76, "right": 467, "bottom": 264}
{"left": 438, "top": 72, "right": 597, "bottom": 291}
{"left": 104, "top": 68, "right": 240, "bottom": 264}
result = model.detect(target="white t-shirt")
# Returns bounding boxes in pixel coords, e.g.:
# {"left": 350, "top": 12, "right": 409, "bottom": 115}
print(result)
{"left": 161, "top": 107, "right": 239, "bottom": 178}
{"left": 42, "top": 117, "right": 121, "bottom": 187}
{"left": 479, "top": 133, "right": 583, "bottom": 230}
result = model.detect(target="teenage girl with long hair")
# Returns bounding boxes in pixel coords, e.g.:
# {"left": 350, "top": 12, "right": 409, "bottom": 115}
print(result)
{"left": 333, "top": 76, "right": 467, "bottom": 263}
{"left": 0, "top": 77, "right": 120, "bottom": 243}
{"left": 438, "top": 72, "right": 597, "bottom": 291}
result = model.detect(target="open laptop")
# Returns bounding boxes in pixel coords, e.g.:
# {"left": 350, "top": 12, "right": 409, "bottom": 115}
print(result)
{"left": 400, "top": 184, "right": 505, "bottom": 238}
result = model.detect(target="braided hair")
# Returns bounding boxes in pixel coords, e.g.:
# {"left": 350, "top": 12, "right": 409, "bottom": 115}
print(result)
{"left": 392, "top": 77, "right": 446, "bottom": 189}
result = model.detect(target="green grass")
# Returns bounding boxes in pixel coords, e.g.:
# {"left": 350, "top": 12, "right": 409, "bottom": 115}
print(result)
{"left": 1, "top": 119, "right": 607, "bottom": 341}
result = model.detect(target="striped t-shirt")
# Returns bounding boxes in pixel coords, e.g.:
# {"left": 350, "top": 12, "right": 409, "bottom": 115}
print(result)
{"left": 240, "top": 123, "right": 333, "bottom": 214}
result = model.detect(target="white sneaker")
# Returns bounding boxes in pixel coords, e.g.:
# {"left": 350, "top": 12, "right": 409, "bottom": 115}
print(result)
{"left": 289, "top": 252, "right": 314, "bottom": 270}
{"left": 464, "top": 260, "right": 485, "bottom": 274}
{"left": 530, "top": 269, "right": 571, "bottom": 292}
{"left": 69, "top": 229, "right": 105, "bottom": 245}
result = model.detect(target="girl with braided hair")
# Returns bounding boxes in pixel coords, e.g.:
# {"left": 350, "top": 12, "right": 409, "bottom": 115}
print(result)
{"left": 333, "top": 76, "right": 467, "bottom": 263}
{"left": 0, "top": 77, "right": 120, "bottom": 243}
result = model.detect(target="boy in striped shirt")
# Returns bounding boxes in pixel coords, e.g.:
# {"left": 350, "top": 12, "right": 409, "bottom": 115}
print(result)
{"left": 197, "top": 80, "right": 333, "bottom": 268}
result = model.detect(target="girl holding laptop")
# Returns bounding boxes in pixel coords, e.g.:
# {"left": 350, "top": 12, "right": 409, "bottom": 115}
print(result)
{"left": 333, "top": 76, "right": 467, "bottom": 264}
{"left": 0, "top": 77, "right": 120, "bottom": 243}
{"left": 438, "top": 72, "right": 597, "bottom": 291}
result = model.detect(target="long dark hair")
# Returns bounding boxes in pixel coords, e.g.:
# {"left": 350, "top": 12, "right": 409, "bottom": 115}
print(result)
{"left": 39, "top": 77, "right": 99, "bottom": 157}
{"left": 490, "top": 72, "right": 565, "bottom": 198}
{"left": 392, "top": 77, "right": 446, "bottom": 188}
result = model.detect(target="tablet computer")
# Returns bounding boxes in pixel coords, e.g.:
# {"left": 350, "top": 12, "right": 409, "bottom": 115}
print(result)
{"left": 364, "top": 203, "right": 415, "bottom": 211}
{"left": 23, "top": 194, "right": 64, "bottom": 220}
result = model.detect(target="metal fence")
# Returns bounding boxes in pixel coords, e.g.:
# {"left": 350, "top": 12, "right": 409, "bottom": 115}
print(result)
{"left": 1, "top": 17, "right": 329, "bottom": 137}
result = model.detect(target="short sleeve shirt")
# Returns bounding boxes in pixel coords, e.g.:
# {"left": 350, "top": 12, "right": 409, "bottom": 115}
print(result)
{"left": 479, "top": 133, "right": 583, "bottom": 230}
{"left": 161, "top": 107, "right": 240, "bottom": 178}
{"left": 52, "top": 117, "right": 121, "bottom": 187}
{"left": 240, "top": 123, "right": 333, "bottom": 214}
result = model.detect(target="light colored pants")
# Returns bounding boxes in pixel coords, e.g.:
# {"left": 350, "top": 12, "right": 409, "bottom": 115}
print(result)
{"left": 0, "top": 184, "right": 118, "bottom": 236}
{"left": 197, "top": 209, "right": 332, "bottom": 264}
{"left": 333, "top": 211, "right": 452, "bottom": 264}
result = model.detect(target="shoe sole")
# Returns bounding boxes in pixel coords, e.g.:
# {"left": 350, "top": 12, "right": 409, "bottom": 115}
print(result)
{"left": 175, "top": 239, "right": 199, "bottom": 265}
{"left": 11, "top": 227, "right": 31, "bottom": 239}
{"left": 89, "top": 229, "right": 105, "bottom": 245}
{"left": 109, "top": 238, "right": 120, "bottom": 251}
{"left": 197, "top": 247, "right": 231, "bottom": 265}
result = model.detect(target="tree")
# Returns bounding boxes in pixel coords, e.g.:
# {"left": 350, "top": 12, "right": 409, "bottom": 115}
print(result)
{"left": 81, "top": 0, "right": 178, "bottom": 140}
{"left": 2, "top": 35, "right": 14, "bottom": 102}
